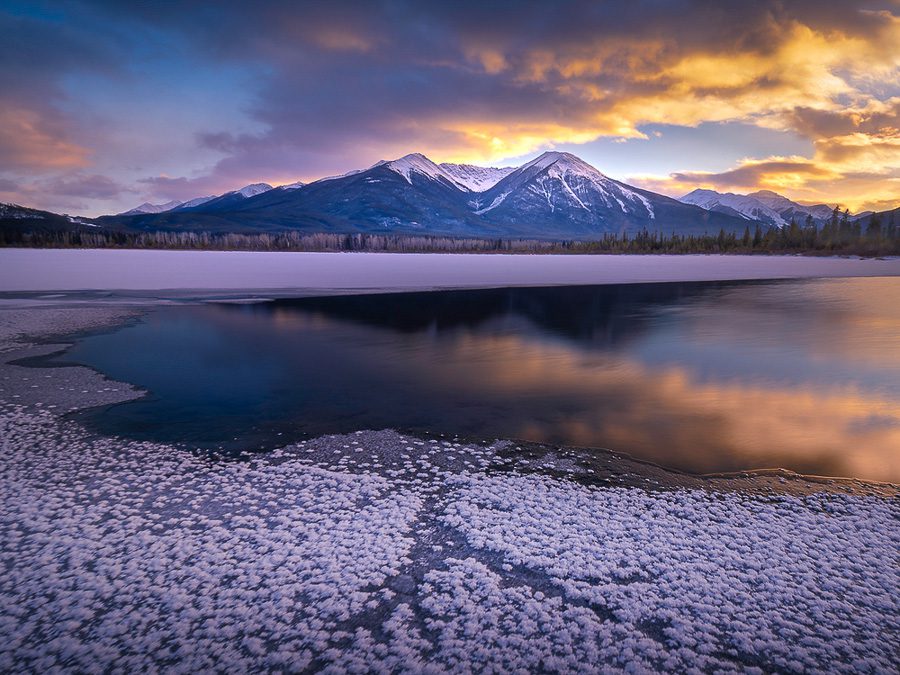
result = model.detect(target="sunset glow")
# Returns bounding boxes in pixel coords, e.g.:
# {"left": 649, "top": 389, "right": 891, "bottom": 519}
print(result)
{"left": 1, "top": 1, "right": 897, "bottom": 215}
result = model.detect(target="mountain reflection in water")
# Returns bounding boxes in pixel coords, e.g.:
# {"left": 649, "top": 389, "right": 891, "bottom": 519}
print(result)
{"left": 64, "top": 278, "right": 900, "bottom": 482}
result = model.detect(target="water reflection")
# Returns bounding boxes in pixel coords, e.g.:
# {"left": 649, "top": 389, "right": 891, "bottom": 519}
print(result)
{"left": 65, "top": 278, "right": 900, "bottom": 482}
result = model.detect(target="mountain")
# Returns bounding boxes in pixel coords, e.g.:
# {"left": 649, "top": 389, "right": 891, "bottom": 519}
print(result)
{"left": 222, "top": 153, "right": 485, "bottom": 235}
{"left": 234, "top": 183, "right": 273, "bottom": 198}
{"left": 174, "top": 183, "right": 274, "bottom": 213}
{"left": 179, "top": 195, "right": 217, "bottom": 209}
{"left": 119, "top": 200, "right": 184, "bottom": 216}
{"left": 120, "top": 184, "right": 274, "bottom": 218}
{"left": 102, "top": 152, "right": 753, "bottom": 239}
{"left": 680, "top": 189, "right": 788, "bottom": 227}
{"left": 680, "top": 188, "right": 838, "bottom": 227}
{"left": 853, "top": 206, "right": 899, "bottom": 230}
{"left": 0, "top": 203, "right": 99, "bottom": 236}
{"left": 748, "top": 190, "right": 835, "bottom": 223}
{"left": 472, "top": 152, "right": 749, "bottom": 237}
{"left": 438, "top": 163, "right": 515, "bottom": 191}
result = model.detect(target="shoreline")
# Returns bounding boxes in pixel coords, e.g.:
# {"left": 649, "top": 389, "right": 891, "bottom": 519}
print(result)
{"left": 2, "top": 249, "right": 899, "bottom": 294}
{"left": 2, "top": 302, "right": 895, "bottom": 495}
{"left": 1, "top": 302, "right": 898, "bottom": 671}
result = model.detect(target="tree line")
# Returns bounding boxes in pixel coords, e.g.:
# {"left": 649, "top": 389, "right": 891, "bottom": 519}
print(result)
{"left": 2, "top": 207, "right": 897, "bottom": 256}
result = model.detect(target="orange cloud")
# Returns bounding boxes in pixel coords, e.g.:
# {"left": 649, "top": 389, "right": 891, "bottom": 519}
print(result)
{"left": 0, "top": 106, "right": 90, "bottom": 170}
{"left": 437, "top": 17, "right": 900, "bottom": 209}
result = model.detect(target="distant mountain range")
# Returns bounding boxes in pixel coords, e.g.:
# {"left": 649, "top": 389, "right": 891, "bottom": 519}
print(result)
{"left": 680, "top": 189, "right": 839, "bottom": 228}
{"left": 101, "top": 151, "right": 760, "bottom": 239}
{"left": 2, "top": 151, "right": 894, "bottom": 242}
{"left": 119, "top": 183, "right": 278, "bottom": 215}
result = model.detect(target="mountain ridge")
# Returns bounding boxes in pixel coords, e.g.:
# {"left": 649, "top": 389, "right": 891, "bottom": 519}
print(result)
{"left": 6, "top": 152, "right": 892, "bottom": 243}
{"left": 107, "top": 151, "right": 756, "bottom": 240}
{"left": 680, "top": 188, "right": 838, "bottom": 227}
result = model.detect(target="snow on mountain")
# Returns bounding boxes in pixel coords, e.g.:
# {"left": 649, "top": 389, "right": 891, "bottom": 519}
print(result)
{"left": 279, "top": 181, "right": 305, "bottom": 190}
{"left": 680, "top": 188, "right": 840, "bottom": 227}
{"left": 179, "top": 195, "right": 216, "bottom": 208}
{"left": 748, "top": 190, "right": 835, "bottom": 221}
{"left": 315, "top": 169, "right": 364, "bottom": 184}
{"left": 680, "top": 189, "right": 787, "bottom": 227}
{"left": 99, "top": 151, "right": 755, "bottom": 238}
{"left": 438, "top": 163, "right": 516, "bottom": 192}
{"left": 374, "top": 153, "right": 455, "bottom": 186}
{"left": 119, "top": 200, "right": 184, "bottom": 216}
{"left": 1, "top": 203, "right": 43, "bottom": 219}
{"left": 234, "top": 183, "right": 273, "bottom": 198}
{"left": 478, "top": 151, "right": 655, "bottom": 219}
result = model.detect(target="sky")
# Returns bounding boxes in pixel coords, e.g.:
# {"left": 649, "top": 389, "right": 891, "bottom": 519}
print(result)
{"left": 1, "top": 0, "right": 898, "bottom": 217}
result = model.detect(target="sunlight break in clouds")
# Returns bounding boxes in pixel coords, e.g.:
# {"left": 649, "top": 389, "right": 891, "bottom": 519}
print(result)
{"left": 0, "top": 1, "right": 897, "bottom": 215}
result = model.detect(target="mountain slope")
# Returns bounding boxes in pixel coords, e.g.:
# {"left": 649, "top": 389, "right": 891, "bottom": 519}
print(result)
{"left": 474, "top": 153, "right": 750, "bottom": 237}
{"left": 680, "top": 188, "right": 838, "bottom": 227}
{"left": 176, "top": 183, "right": 274, "bottom": 213}
{"left": 219, "top": 154, "right": 487, "bottom": 236}
{"left": 438, "top": 163, "right": 515, "bottom": 191}
{"left": 101, "top": 152, "right": 769, "bottom": 238}
{"left": 680, "top": 189, "right": 787, "bottom": 227}
{"left": 748, "top": 190, "right": 835, "bottom": 223}
{"left": 0, "top": 203, "right": 100, "bottom": 237}
{"left": 119, "top": 200, "right": 184, "bottom": 216}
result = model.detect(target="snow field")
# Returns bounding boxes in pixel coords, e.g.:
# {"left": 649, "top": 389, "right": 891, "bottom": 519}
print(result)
{"left": 1, "top": 402, "right": 896, "bottom": 672}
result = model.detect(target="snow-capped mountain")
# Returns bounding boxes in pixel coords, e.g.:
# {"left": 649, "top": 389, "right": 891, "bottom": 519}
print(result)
{"left": 170, "top": 183, "right": 275, "bottom": 213}
{"left": 179, "top": 195, "right": 216, "bottom": 209}
{"left": 374, "top": 153, "right": 448, "bottom": 184}
{"left": 680, "top": 189, "right": 787, "bottom": 227}
{"left": 438, "top": 163, "right": 515, "bottom": 191}
{"left": 467, "top": 152, "right": 745, "bottom": 237}
{"left": 106, "top": 152, "right": 753, "bottom": 238}
{"left": 234, "top": 183, "right": 273, "bottom": 198}
{"left": 279, "top": 181, "right": 305, "bottom": 190}
{"left": 475, "top": 151, "right": 654, "bottom": 219}
{"left": 680, "top": 189, "right": 838, "bottom": 227}
{"left": 369, "top": 154, "right": 514, "bottom": 192}
{"left": 119, "top": 200, "right": 184, "bottom": 216}
{"left": 120, "top": 184, "right": 272, "bottom": 217}
{"left": 748, "top": 190, "right": 835, "bottom": 223}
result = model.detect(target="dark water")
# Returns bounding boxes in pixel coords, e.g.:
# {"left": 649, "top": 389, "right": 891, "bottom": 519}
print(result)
{"left": 62, "top": 278, "right": 900, "bottom": 481}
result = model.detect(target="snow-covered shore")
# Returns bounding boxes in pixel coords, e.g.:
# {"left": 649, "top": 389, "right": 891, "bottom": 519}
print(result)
{"left": 1, "top": 248, "right": 899, "bottom": 294}
{"left": 0, "top": 305, "right": 897, "bottom": 672}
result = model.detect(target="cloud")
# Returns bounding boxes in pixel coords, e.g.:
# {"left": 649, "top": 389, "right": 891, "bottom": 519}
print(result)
{"left": 138, "top": 175, "right": 224, "bottom": 201}
{"left": 2, "top": 0, "right": 898, "bottom": 214}
{"left": 0, "top": 106, "right": 90, "bottom": 170}
{"left": 45, "top": 173, "right": 129, "bottom": 199}
{"left": 671, "top": 158, "right": 833, "bottom": 188}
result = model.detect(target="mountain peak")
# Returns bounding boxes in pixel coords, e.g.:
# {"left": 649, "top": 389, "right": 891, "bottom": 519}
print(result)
{"left": 378, "top": 153, "right": 447, "bottom": 184}
{"left": 521, "top": 151, "right": 609, "bottom": 179}
{"left": 234, "top": 183, "right": 273, "bottom": 198}
{"left": 119, "top": 200, "right": 183, "bottom": 216}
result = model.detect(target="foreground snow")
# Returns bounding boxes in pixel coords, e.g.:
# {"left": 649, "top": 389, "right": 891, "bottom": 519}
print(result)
{"left": 1, "top": 405, "right": 897, "bottom": 673}
{"left": 0, "top": 306, "right": 897, "bottom": 672}
{"left": 1, "top": 249, "right": 899, "bottom": 293}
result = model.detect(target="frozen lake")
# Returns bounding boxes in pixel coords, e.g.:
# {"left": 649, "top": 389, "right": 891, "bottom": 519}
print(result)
{"left": 2, "top": 248, "right": 899, "bottom": 293}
